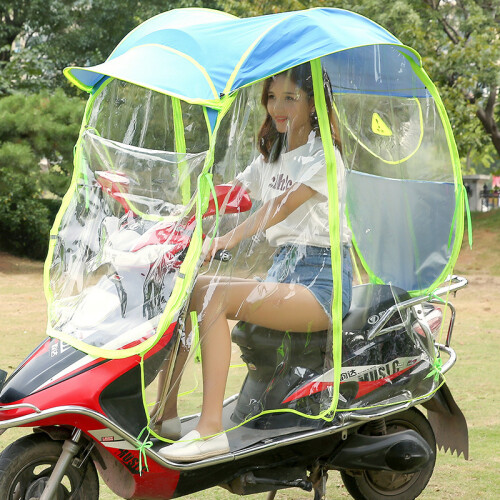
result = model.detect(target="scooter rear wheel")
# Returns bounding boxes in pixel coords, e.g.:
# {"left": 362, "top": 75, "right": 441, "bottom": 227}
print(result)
{"left": 340, "top": 408, "right": 436, "bottom": 500}
{"left": 0, "top": 432, "right": 99, "bottom": 500}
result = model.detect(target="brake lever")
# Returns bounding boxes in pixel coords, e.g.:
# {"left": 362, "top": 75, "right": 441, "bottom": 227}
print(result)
{"left": 214, "top": 249, "right": 232, "bottom": 262}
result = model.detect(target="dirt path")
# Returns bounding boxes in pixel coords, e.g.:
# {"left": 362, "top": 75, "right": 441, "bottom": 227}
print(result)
{"left": 0, "top": 227, "right": 499, "bottom": 499}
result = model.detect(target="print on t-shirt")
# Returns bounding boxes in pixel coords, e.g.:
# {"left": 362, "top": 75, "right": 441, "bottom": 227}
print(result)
{"left": 269, "top": 173, "right": 293, "bottom": 191}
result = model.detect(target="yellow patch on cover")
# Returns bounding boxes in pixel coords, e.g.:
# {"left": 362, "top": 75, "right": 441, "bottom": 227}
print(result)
{"left": 372, "top": 112, "right": 393, "bottom": 136}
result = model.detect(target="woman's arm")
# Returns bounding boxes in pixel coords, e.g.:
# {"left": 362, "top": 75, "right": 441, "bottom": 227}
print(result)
{"left": 205, "top": 183, "right": 316, "bottom": 260}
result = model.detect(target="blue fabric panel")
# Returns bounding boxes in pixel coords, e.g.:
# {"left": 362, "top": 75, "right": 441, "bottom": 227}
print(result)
{"left": 108, "top": 8, "right": 236, "bottom": 61}
{"left": 70, "top": 45, "right": 218, "bottom": 101}
{"left": 65, "top": 8, "right": 422, "bottom": 101}
{"left": 347, "top": 171, "right": 455, "bottom": 291}
{"left": 323, "top": 47, "right": 431, "bottom": 99}
{"left": 229, "top": 9, "right": 410, "bottom": 92}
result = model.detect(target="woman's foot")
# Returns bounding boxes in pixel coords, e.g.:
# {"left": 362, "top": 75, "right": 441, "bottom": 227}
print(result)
{"left": 151, "top": 417, "right": 182, "bottom": 440}
{"left": 158, "top": 430, "right": 230, "bottom": 462}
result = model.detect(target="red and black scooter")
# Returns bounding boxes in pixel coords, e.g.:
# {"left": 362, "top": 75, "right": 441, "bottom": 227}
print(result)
{"left": 0, "top": 182, "right": 468, "bottom": 500}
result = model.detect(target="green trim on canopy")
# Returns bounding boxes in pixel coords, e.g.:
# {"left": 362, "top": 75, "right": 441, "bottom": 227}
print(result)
{"left": 405, "top": 59, "right": 465, "bottom": 296}
{"left": 334, "top": 98, "right": 425, "bottom": 166}
{"left": 172, "top": 97, "right": 190, "bottom": 204}
{"left": 311, "top": 58, "right": 342, "bottom": 418}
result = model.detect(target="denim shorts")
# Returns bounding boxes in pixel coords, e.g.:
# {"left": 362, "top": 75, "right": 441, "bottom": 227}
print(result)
{"left": 265, "top": 245, "right": 353, "bottom": 320}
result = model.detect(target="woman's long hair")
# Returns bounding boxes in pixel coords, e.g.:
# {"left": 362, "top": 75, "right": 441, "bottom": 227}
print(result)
{"left": 258, "top": 63, "right": 342, "bottom": 163}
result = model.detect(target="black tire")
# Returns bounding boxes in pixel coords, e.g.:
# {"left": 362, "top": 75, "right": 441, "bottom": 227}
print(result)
{"left": 340, "top": 408, "right": 436, "bottom": 500}
{"left": 0, "top": 432, "right": 99, "bottom": 500}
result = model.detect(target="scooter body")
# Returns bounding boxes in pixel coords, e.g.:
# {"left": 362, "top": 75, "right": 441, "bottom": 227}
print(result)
{"left": 0, "top": 264, "right": 468, "bottom": 499}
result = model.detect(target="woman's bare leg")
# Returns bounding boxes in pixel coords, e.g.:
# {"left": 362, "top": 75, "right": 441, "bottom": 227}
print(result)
{"left": 151, "top": 344, "right": 190, "bottom": 422}
{"left": 153, "top": 274, "right": 252, "bottom": 423}
{"left": 194, "top": 279, "right": 329, "bottom": 437}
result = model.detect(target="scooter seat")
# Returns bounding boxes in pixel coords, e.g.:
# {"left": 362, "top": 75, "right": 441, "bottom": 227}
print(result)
{"left": 230, "top": 284, "right": 412, "bottom": 425}
{"left": 231, "top": 283, "right": 411, "bottom": 350}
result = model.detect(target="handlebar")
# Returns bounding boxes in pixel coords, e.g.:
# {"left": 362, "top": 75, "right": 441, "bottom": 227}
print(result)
{"left": 214, "top": 249, "right": 232, "bottom": 262}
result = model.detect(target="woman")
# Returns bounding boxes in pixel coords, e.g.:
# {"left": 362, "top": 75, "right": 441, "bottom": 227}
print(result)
{"left": 158, "top": 63, "right": 352, "bottom": 462}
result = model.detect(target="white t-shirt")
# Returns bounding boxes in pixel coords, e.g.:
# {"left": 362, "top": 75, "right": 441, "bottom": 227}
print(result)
{"left": 236, "top": 135, "right": 351, "bottom": 248}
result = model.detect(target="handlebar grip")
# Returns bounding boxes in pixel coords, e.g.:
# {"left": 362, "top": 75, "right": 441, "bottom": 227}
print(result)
{"left": 214, "top": 249, "right": 232, "bottom": 262}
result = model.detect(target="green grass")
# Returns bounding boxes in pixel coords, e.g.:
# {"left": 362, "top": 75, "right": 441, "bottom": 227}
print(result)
{"left": 1, "top": 209, "right": 500, "bottom": 499}
{"left": 469, "top": 207, "right": 500, "bottom": 231}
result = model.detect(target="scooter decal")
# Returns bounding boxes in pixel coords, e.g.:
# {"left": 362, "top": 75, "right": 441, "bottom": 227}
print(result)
{"left": 282, "top": 356, "right": 423, "bottom": 403}
{"left": 36, "top": 358, "right": 110, "bottom": 393}
{"left": 116, "top": 449, "right": 143, "bottom": 475}
{"left": 88, "top": 429, "right": 136, "bottom": 450}
{"left": 354, "top": 365, "right": 415, "bottom": 399}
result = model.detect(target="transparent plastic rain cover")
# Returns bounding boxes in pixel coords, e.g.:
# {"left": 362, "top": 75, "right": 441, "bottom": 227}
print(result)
{"left": 47, "top": 47, "right": 460, "bottom": 440}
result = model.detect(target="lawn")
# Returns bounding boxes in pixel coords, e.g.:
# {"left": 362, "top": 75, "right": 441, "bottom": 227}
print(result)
{"left": 0, "top": 210, "right": 499, "bottom": 499}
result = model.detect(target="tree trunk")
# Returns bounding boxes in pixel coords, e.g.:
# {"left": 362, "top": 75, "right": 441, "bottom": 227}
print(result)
{"left": 476, "top": 87, "right": 500, "bottom": 158}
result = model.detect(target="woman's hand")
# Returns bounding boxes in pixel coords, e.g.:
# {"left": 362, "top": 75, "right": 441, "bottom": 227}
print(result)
{"left": 203, "top": 233, "right": 233, "bottom": 263}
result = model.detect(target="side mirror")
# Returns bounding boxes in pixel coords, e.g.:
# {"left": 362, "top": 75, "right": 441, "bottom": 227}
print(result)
{"left": 96, "top": 170, "right": 135, "bottom": 215}
{"left": 0, "top": 368, "right": 7, "bottom": 391}
{"left": 130, "top": 184, "right": 252, "bottom": 253}
{"left": 204, "top": 184, "right": 252, "bottom": 218}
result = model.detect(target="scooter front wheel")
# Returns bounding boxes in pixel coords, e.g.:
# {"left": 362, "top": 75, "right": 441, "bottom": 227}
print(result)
{"left": 0, "top": 432, "right": 99, "bottom": 500}
{"left": 340, "top": 408, "right": 436, "bottom": 500}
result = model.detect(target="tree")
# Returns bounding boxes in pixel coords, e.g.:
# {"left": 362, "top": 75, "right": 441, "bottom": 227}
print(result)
{"left": 346, "top": 0, "right": 499, "bottom": 171}
{"left": 411, "top": 0, "right": 499, "bottom": 172}
{"left": 347, "top": 0, "right": 500, "bottom": 171}
{"left": 2, "top": 1, "right": 498, "bottom": 166}
{"left": 0, "top": 1, "right": 234, "bottom": 257}
{"left": 0, "top": 1, "right": 231, "bottom": 96}
{"left": 222, "top": 0, "right": 500, "bottom": 171}
{"left": 0, "top": 90, "right": 85, "bottom": 258}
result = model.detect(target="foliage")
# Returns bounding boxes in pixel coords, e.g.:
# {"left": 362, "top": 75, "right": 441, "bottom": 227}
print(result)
{"left": 0, "top": 90, "right": 85, "bottom": 258}
{"left": 2, "top": 1, "right": 498, "bottom": 167}
{"left": 0, "top": 0, "right": 498, "bottom": 259}
{"left": 349, "top": 0, "right": 500, "bottom": 171}
{"left": 0, "top": 1, "right": 182, "bottom": 95}
{"left": 225, "top": 0, "right": 500, "bottom": 170}
{"left": 393, "top": 0, "right": 500, "bottom": 172}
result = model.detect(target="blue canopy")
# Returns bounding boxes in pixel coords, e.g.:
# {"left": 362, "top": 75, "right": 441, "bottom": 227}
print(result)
{"left": 64, "top": 7, "right": 423, "bottom": 103}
